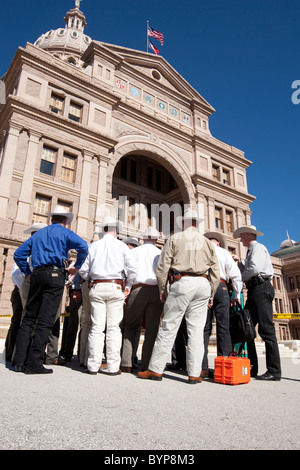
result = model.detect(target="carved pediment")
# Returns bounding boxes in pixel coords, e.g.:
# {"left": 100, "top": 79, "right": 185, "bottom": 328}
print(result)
{"left": 83, "top": 41, "right": 215, "bottom": 116}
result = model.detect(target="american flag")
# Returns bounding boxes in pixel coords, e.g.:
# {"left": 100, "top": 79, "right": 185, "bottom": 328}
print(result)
{"left": 148, "top": 40, "right": 159, "bottom": 55}
{"left": 148, "top": 25, "right": 164, "bottom": 45}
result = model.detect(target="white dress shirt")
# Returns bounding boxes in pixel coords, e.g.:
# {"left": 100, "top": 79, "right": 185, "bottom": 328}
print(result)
{"left": 131, "top": 241, "right": 161, "bottom": 285}
{"left": 214, "top": 245, "right": 243, "bottom": 300}
{"left": 238, "top": 240, "right": 274, "bottom": 282}
{"left": 79, "top": 234, "right": 137, "bottom": 288}
{"left": 11, "top": 263, "right": 24, "bottom": 289}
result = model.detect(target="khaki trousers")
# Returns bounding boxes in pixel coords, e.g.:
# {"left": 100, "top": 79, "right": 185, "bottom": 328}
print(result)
{"left": 88, "top": 283, "right": 124, "bottom": 373}
{"left": 149, "top": 277, "right": 210, "bottom": 378}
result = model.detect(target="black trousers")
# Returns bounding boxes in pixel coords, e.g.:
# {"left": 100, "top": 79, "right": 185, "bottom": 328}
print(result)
{"left": 5, "top": 286, "right": 23, "bottom": 362}
{"left": 245, "top": 280, "right": 281, "bottom": 377}
{"left": 202, "top": 283, "right": 231, "bottom": 370}
{"left": 60, "top": 291, "right": 82, "bottom": 360}
{"left": 14, "top": 267, "right": 65, "bottom": 371}
{"left": 170, "top": 316, "right": 188, "bottom": 368}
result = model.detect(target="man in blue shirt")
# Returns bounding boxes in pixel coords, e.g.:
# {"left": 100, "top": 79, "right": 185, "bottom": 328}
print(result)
{"left": 13, "top": 206, "right": 88, "bottom": 374}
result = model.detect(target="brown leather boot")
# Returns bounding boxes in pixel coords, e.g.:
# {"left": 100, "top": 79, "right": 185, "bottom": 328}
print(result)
{"left": 188, "top": 376, "right": 202, "bottom": 384}
{"left": 137, "top": 369, "right": 162, "bottom": 381}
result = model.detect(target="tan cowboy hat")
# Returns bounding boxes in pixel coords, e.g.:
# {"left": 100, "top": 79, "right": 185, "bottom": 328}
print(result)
{"left": 204, "top": 231, "right": 228, "bottom": 250}
{"left": 142, "top": 226, "right": 160, "bottom": 239}
{"left": 46, "top": 205, "right": 74, "bottom": 225}
{"left": 122, "top": 236, "right": 141, "bottom": 246}
{"left": 97, "top": 216, "right": 123, "bottom": 232}
{"left": 233, "top": 224, "right": 263, "bottom": 239}
{"left": 24, "top": 222, "right": 48, "bottom": 234}
{"left": 176, "top": 208, "right": 203, "bottom": 225}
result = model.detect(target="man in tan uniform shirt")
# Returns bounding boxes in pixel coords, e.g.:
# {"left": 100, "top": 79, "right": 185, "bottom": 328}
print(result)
{"left": 138, "top": 209, "right": 220, "bottom": 384}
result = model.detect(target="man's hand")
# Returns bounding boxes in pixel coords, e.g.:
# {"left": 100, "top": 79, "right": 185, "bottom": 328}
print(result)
{"left": 231, "top": 298, "right": 240, "bottom": 308}
{"left": 66, "top": 266, "right": 79, "bottom": 282}
{"left": 160, "top": 292, "right": 168, "bottom": 303}
{"left": 207, "top": 297, "right": 213, "bottom": 309}
{"left": 124, "top": 287, "right": 131, "bottom": 302}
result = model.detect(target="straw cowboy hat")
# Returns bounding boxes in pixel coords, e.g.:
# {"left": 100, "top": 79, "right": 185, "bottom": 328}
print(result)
{"left": 46, "top": 205, "right": 74, "bottom": 225}
{"left": 233, "top": 224, "right": 263, "bottom": 239}
{"left": 204, "top": 231, "right": 228, "bottom": 250}
{"left": 176, "top": 208, "right": 203, "bottom": 225}
{"left": 142, "top": 226, "right": 160, "bottom": 239}
{"left": 122, "top": 237, "right": 141, "bottom": 246}
{"left": 23, "top": 222, "right": 48, "bottom": 234}
{"left": 97, "top": 216, "right": 123, "bottom": 232}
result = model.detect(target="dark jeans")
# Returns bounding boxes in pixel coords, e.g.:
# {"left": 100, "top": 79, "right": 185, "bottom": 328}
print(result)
{"left": 245, "top": 280, "right": 281, "bottom": 377}
{"left": 14, "top": 267, "right": 65, "bottom": 371}
{"left": 202, "top": 283, "right": 231, "bottom": 370}
{"left": 60, "top": 291, "right": 82, "bottom": 360}
{"left": 5, "top": 286, "right": 23, "bottom": 362}
{"left": 170, "top": 316, "right": 188, "bottom": 368}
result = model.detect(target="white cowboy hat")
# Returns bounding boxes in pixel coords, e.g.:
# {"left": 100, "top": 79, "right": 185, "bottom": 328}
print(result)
{"left": 67, "top": 249, "right": 77, "bottom": 261}
{"left": 142, "top": 226, "right": 160, "bottom": 239}
{"left": 233, "top": 224, "right": 263, "bottom": 239}
{"left": 176, "top": 208, "right": 203, "bottom": 225}
{"left": 204, "top": 231, "right": 228, "bottom": 250}
{"left": 97, "top": 216, "right": 123, "bottom": 232}
{"left": 24, "top": 222, "right": 48, "bottom": 234}
{"left": 122, "top": 237, "right": 141, "bottom": 246}
{"left": 46, "top": 205, "right": 74, "bottom": 225}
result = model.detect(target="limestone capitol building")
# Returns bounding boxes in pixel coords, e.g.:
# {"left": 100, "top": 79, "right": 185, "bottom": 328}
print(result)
{"left": 0, "top": 1, "right": 298, "bottom": 342}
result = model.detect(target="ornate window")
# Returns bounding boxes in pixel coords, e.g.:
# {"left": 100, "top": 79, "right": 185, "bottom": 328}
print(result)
{"left": 40, "top": 146, "right": 57, "bottom": 176}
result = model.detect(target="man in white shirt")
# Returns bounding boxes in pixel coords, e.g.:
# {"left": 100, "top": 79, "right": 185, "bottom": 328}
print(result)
{"left": 202, "top": 232, "right": 243, "bottom": 377}
{"left": 121, "top": 227, "right": 163, "bottom": 373}
{"left": 79, "top": 217, "right": 137, "bottom": 375}
{"left": 233, "top": 225, "right": 281, "bottom": 381}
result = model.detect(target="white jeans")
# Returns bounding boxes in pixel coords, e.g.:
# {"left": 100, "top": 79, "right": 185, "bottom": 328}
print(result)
{"left": 88, "top": 283, "right": 124, "bottom": 373}
{"left": 149, "top": 277, "right": 211, "bottom": 377}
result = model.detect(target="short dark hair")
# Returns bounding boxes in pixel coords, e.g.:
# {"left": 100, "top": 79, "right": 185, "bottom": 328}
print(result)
{"left": 51, "top": 215, "right": 67, "bottom": 225}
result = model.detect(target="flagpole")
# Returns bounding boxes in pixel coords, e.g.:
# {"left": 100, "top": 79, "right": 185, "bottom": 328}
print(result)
{"left": 146, "top": 20, "right": 149, "bottom": 52}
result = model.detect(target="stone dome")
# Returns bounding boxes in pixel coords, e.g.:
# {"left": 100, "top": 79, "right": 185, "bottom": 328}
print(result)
{"left": 280, "top": 231, "right": 296, "bottom": 249}
{"left": 34, "top": 1, "right": 92, "bottom": 65}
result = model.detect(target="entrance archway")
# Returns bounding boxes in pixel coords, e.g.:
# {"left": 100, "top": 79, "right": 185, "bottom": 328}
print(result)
{"left": 110, "top": 143, "right": 195, "bottom": 240}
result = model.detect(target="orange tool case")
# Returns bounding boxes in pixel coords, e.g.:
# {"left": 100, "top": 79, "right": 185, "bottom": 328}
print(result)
{"left": 214, "top": 355, "right": 251, "bottom": 385}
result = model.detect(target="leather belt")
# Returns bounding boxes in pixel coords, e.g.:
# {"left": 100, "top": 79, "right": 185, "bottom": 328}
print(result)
{"left": 132, "top": 283, "right": 158, "bottom": 290}
{"left": 180, "top": 273, "right": 208, "bottom": 280}
{"left": 33, "top": 265, "right": 64, "bottom": 272}
{"left": 88, "top": 279, "right": 123, "bottom": 288}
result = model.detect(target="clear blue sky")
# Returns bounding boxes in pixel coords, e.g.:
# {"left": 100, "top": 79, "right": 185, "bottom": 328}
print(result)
{"left": 1, "top": 0, "right": 299, "bottom": 254}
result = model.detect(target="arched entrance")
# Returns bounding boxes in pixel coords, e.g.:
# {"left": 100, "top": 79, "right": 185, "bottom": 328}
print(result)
{"left": 110, "top": 143, "right": 195, "bottom": 240}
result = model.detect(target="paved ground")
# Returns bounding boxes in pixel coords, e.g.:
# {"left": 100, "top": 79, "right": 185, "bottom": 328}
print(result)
{"left": 1, "top": 335, "right": 299, "bottom": 452}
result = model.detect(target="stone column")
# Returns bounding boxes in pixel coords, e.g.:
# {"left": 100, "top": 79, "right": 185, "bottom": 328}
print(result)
{"left": 15, "top": 129, "right": 42, "bottom": 224}
{"left": 76, "top": 149, "right": 93, "bottom": 238}
{"left": 0, "top": 122, "right": 22, "bottom": 219}
{"left": 194, "top": 190, "right": 205, "bottom": 234}
{"left": 207, "top": 196, "right": 215, "bottom": 231}
{"left": 95, "top": 155, "right": 110, "bottom": 223}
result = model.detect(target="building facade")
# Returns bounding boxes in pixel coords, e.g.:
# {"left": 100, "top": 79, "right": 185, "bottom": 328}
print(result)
{"left": 271, "top": 236, "right": 300, "bottom": 341}
{"left": 6, "top": 1, "right": 299, "bottom": 344}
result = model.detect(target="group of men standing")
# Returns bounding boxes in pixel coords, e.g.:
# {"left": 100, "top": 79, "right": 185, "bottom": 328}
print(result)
{"left": 9, "top": 205, "right": 281, "bottom": 382}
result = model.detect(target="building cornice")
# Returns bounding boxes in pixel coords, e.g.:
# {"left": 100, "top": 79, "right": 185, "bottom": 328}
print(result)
{"left": 191, "top": 173, "right": 256, "bottom": 205}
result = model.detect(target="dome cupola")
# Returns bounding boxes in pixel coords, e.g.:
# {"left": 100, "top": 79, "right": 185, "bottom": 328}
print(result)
{"left": 34, "top": 1, "right": 92, "bottom": 66}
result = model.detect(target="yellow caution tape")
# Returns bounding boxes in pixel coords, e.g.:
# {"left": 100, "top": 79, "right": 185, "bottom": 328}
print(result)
{"left": 273, "top": 314, "right": 300, "bottom": 319}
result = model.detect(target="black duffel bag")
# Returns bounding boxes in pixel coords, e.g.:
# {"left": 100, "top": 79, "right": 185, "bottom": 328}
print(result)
{"left": 229, "top": 304, "right": 256, "bottom": 344}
